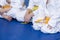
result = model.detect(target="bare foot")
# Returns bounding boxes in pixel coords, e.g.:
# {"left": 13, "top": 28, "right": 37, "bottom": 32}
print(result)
{"left": 24, "top": 13, "right": 33, "bottom": 23}
{"left": 2, "top": 15, "right": 12, "bottom": 21}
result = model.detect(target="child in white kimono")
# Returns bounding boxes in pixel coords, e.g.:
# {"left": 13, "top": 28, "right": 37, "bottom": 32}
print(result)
{"left": 40, "top": 0, "right": 60, "bottom": 33}
{"left": 25, "top": 0, "right": 48, "bottom": 30}
{"left": 0, "top": 0, "right": 27, "bottom": 22}
{"left": 30, "top": 0, "right": 60, "bottom": 34}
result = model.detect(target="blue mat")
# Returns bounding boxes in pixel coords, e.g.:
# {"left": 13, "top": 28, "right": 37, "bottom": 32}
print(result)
{"left": 0, "top": 0, "right": 60, "bottom": 40}
{"left": 0, "top": 18, "right": 60, "bottom": 40}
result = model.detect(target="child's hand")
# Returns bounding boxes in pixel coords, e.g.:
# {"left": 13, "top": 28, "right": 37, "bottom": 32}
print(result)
{"left": 0, "top": 9, "right": 8, "bottom": 14}
{"left": 4, "top": 8, "right": 11, "bottom": 13}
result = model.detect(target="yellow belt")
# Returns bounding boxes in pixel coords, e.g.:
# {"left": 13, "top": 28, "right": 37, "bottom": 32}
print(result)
{"left": 32, "top": 5, "right": 39, "bottom": 11}
{"left": 2, "top": 5, "right": 11, "bottom": 9}
{"left": 35, "top": 17, "right": 50, "bottom": 24}
{"left": 44, "top": 16, "right": 50, "bottom": 24}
